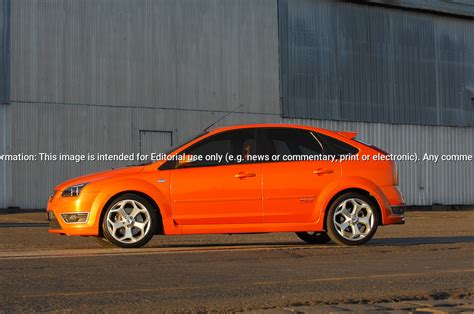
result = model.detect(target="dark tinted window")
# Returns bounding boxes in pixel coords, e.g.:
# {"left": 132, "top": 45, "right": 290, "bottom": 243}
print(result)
{"left": 263, "top": 128, "right": 323, "bottom": 158}
{"left": 166, "top": 128, "right": 256, "bottom": 168}
{"left": 317, "top": 133, "right": 358, "bottom": 156}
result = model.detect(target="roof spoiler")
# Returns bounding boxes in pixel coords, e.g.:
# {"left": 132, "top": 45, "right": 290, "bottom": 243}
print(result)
{"left": 337, "top": 131, "right": 358, "bottom": 139}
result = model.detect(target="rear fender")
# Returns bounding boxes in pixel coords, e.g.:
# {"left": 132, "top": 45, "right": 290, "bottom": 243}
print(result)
{"left": 314, "top": 176, "right": 391, "bottom": 228}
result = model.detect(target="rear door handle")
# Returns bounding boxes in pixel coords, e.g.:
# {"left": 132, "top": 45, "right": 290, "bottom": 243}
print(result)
{"left": 313, "top": 168, "right": 334, "bottom": 175}
{"left": 235, "top": 172, "right": 256, "bottom": 179}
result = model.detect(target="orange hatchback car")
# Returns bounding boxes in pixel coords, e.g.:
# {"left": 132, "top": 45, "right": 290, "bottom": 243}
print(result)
{"left": 47, "top": 124, "right": 405, "bottom": 248}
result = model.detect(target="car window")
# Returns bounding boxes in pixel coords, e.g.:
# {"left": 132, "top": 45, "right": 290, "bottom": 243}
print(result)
{"left": 262, "top": 128, "right": 323, "bottom": 159}
{"left": 165, "top": 128, "right": 256, "bottom": 169}
{"left": 317, "top": 133, "right": 359, "bottom": 156}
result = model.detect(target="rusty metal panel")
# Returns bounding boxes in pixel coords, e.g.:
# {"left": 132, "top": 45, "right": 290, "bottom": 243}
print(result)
{"left": 279, "top": 0, "right": 474, "bottom": 127}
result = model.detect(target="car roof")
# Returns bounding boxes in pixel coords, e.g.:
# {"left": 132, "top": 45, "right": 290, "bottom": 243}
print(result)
{"left": 207, "top": 123, "right": 359, "bottom": 141}
{"left": 209, "top": 123, "right": 324, "bottom": 133}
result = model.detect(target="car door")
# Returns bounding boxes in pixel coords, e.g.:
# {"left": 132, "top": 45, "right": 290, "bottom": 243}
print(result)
{"left": 169, "top": 128, "right": 263, "bottom": 225}
{"left": 261, "top": 128, "right": 341, "bottom": 223}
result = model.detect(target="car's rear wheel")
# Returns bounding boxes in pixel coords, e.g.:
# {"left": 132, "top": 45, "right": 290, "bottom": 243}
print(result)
{"left": 101, "top": 194, "right": 158, "bottom": 248}
{"left": 326, "top": 192, "right": 379, "bottom": 245}
{"left": 296, "top": 231, "right": 331, "bottom": 244}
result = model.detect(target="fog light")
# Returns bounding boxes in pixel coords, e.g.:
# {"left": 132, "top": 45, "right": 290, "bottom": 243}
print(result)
{"left": 61, "top": 213, "right": 89, "bottom": 224}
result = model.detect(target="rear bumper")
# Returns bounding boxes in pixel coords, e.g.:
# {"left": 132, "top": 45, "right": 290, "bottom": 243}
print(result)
{"left": 376, "top": 185, "right": 406, "bottom": 225}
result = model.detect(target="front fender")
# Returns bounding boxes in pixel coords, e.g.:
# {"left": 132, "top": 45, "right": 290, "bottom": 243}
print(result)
{"left": 89, "top": 177, "right": 180, "bottom": 235}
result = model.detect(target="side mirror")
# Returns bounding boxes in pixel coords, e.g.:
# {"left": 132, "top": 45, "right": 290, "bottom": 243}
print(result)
{"left": 177, "top": 154, "right": 195, "bottom": 168}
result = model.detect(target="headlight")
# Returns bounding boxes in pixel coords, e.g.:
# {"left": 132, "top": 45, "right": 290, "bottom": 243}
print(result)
{"left": 61, "top": 183, "right": 88, "bottom": 197}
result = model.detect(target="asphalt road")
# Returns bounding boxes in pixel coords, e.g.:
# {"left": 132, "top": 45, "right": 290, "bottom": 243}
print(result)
{"left": 0, "top": 211, "right": 473, "bottom": 312}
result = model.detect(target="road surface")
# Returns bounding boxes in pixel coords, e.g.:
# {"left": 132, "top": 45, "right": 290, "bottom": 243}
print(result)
{"left": 0, "top": 211, "right": 473, "bottom": 312}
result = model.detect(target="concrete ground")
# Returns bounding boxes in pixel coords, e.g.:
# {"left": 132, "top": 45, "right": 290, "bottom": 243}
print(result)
{"left": 0, "top": 210, "right": 473, "bottom": 312}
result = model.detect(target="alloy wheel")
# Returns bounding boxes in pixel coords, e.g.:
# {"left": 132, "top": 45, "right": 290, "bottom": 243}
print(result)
{"left": 333, "top": 198, "right": 374, "bottom": 241}
{"left": 106, "top": 199, "right": 151, "bottom": 244}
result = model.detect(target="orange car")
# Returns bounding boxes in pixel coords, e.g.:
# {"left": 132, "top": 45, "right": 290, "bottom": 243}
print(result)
{"left": 47, "top": 124, "right": 405, "bottom": 248}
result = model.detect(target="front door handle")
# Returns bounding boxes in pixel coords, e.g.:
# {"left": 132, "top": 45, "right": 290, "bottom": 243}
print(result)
{"left": 313, "top": 168, "right": 334, "bottom": 175}
{"left": 235, "top": 172, "right": 256, "bottom": 179}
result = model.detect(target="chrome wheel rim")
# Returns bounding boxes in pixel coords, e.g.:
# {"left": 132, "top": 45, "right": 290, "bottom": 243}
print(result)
{"left": 333, "top": 198, "right": 374, "bottom": 241}
{"left": 106, "top": 200, "right": 151, "bottom": 244}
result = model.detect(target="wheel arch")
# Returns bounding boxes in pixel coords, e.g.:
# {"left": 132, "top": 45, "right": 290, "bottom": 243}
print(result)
{"left": 98, "top": 190, "right": 164, "bottom": 236}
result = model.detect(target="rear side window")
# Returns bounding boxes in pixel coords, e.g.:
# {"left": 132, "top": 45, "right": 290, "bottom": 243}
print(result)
{"left": 262, "top": 128, "right": 323, "bottom": 158}
{"left": 317, "top": 133, "right": 359, "bottom": 156}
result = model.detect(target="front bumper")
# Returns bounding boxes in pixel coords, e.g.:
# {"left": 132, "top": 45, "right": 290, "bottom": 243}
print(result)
{"left": 46, "top": 190, "right": 105, "bottom": 236}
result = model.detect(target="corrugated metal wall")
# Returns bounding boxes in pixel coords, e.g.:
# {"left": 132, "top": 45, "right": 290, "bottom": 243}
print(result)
{"left": 0, "top": 0, "right": 10, "bottom": 104}
{"left": 283, "top": 118, "right": 474, "bottom": 206}
{"left": 0, "top": 105, "right": 9, "bottom": 208}
{"left": 5, "top": 0, "right": 281, "bottom": 208}
{"left": 279, "top": 0, "right": 474, "bottom": 127}
{"left": 1, "top": 0, "right": 473, "bottom": 208}
{"left": 10, "top": 0, "right": 280, "bottom": 114}
{"left": 364, "top": 0, "right": 474, "bottom": 17}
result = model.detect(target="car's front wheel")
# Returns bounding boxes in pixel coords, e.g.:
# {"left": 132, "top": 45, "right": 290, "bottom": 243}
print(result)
{"left": 326, "top": 192, "right": 379, "bottom": 245}
{"left": 101, "top": 194, "right": 158, "bottom": 248}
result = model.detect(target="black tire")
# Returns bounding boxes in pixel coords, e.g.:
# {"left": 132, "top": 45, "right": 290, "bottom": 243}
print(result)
{"left": 326, "top": 192, "right": 379, "bottom": 246}
{"left": 101, "top": 193, "right": 158, "bottom": 248}
{"left": 296, "top": 232, "right": 331, "bottom": 244}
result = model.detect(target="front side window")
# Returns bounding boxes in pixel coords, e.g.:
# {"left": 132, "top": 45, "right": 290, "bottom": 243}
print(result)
{"left": 162, "top": 128, "right": 256, "bottom": 169}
